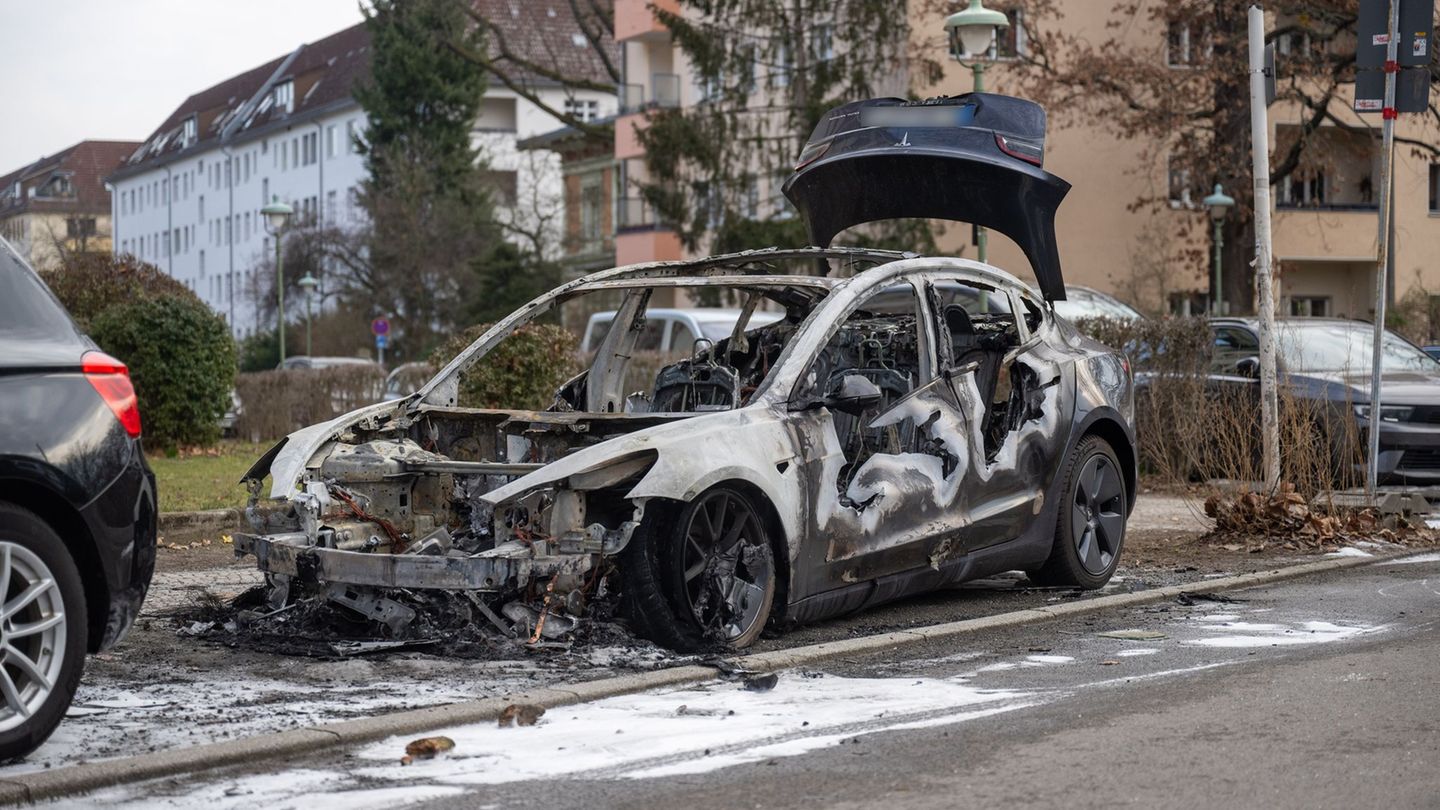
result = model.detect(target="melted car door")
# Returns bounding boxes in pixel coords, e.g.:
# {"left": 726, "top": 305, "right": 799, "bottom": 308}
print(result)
{"left": 924, "top": 275, "right": 1067, "bottom": 553}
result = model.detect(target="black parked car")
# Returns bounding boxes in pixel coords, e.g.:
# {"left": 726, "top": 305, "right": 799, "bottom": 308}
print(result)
{"left": 0, "top": 239, "right": 156, "bottom": 758}
{"left": 1209, "top": 317, "right": 1440, "bottom": 483}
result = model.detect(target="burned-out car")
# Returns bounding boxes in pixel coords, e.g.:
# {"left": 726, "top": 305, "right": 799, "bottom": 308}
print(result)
{"left": 236, "top": 93, "right": 1136, "bottom": 651}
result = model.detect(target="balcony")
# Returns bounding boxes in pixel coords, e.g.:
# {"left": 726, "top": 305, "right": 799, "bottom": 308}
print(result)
{"left": 615, "top": 0, "right": 679, "bottom": 42}
{"left": 617, "top": 196, "right": 658, "bottom": 231}
{"left": 617, "top": 74, "right": 681, "bottom": 114}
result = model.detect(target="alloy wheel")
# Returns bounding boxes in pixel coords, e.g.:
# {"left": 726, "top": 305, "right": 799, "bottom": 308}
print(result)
{"left": 0, "top": 542, "right": 67, "bottom": 733}
{"left": 677, "top": 491, "right": 773, "bottom": 642}
{"left": 1072, "top": 453, "right": 1125, "bottom": 575}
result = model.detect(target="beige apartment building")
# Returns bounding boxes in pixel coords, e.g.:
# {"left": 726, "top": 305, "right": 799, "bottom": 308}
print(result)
{"left": 0, "top": 140, "right": 138, "bottom": 270}
{"left": 611, "top": 1, "right": 1439, "bottom": 334}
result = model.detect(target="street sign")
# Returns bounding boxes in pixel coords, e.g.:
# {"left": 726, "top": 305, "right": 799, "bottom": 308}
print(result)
{"left": 375, "top": 333, "right": 389, "bottom": 349}
{"left": 1357, "top": 0, "right": 1389, "bottom": 68}
{"left": 371, "top": 317, "right": 390, "bottom": 337}
{"left": 1397, "top": 0, "right": 1434, "bottom": 66}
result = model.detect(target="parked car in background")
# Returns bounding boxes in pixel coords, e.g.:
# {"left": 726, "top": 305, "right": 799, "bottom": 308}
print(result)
{"left": 383, "top": 362, "right": 434, "bottom": 400}
{"left": 0, "top": 238, "right": 156, "bottom": 758}
{"left": 234, "top": 93, "right": 1138, "bottom": 653}
{"left": 580, "top": 308, "right": 785, "bottom": 355}
{"left": 1208, "top": 317, "right": 1440, "bottom": 483}
{"left": 1425, "top": 345, "right": 1440, "bottom": 362}
{"left": 1053, "top": 286, "right": 1145, "bottom": 323}
{"left": 277, "top": 355, "right": 381, "bottom": 371}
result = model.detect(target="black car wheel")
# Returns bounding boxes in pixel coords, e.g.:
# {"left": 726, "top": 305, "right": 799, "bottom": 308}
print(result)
{"left": 0, "top": 504, "right": 87, "bottom": 760}
{"left": 1028, "top": 435, "right": 1127, "bottom": 589}
{"left": 622, "top": 487, "right": 776, "bottom": 652}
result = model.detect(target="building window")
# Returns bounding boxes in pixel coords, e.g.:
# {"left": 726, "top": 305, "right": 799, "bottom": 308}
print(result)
{"left": 1430, "top": 164, "right": 1440, "bottom": 213}
{"left": 579, "top": 180, "right": 602, "bottom": 247}
{"left": 66, "top": 218, "right": 96, "bottom": 239}
{"left": 810, "top": 22, "right": 835, "bottom": 62}
{"left": 1279, "top": 172, "right": 1327, "bottom": 208}
{"left": 1167, "top": 159, "right": 1195, "bottom": 208}
{"left": 1167, "top": 21, "right": 1194, "bottom": 67}
{"left": 563, "top": 98, "right": 600, "bottom": 123}
{"left": 346, "top": 119, "right": 361, "bottom": 153}
{"left": 183, "top": 116, "right": 197, "bottom": 147}
{"left": 991, "top": 8, "right": 1026, "bottom": 59}
{"left": 326, "top": 189, "right": 337, "bottom": 222}
{"left": 274, "top": 79, "right": 294, "bottom": 113}
{"left": 326, "top": 124, "right": 338, "bottom": 158}
{"left": 476, "top": 98, "right": 518, "bottom": 132}
{"left": 1289, "top": 296, "right": 1330, "bottom": 317}
{"left": 485, "top": 170, "right": 519, "bottom": 206}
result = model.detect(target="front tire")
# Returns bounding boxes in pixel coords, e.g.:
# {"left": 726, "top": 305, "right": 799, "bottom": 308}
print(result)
{"left": 1028, "top": 435, "right": 1127, "bottom": 589}
{"left": 621, "top": 487, "right": 776, "bottom": 652}
{"left": 0, "top": 504, "right": 87, "bottom": 760}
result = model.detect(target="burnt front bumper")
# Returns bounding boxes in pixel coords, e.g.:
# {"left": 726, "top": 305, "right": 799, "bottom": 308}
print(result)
{"left": 233, "top": 532, "right": 596, "bottom": 591}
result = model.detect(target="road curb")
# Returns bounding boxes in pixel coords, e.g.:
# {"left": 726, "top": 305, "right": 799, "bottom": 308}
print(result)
{"left": 0, "top": 549, "right": 1421, "bottom": 804}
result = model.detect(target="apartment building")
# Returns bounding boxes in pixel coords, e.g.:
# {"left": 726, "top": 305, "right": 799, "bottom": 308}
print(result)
{"left": 606, "top": 1, "right": 1437, "bottom": 331}
{"left": 110, "top": 7, "right": 615, "bottom": 338}
{"left": 0, "top": 140, "right": 138, "bottom": 270}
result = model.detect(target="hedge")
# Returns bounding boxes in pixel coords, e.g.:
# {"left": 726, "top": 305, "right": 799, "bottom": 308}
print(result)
{"left": 233, "top": 366, "right": 387, "bottom": 442}
{"left": 90, "top": 296, "right": 236, "bottom": 449}
{"left": 428, "top": 323, "right": 582, "bottom": 410}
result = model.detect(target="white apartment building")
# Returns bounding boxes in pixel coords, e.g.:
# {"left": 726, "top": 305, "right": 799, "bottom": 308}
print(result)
{"left": 110, "top": 11, "right": 615, "bottom": 337}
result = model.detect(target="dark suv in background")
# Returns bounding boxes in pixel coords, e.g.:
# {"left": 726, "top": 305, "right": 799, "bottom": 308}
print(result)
{"left": 0, "top": 238, "right": 156, "bottom": 758}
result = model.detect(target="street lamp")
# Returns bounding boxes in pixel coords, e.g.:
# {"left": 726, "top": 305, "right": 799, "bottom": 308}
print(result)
{"left": 261, "top": 196, "right": 294, "bottom": 362}
{"left": 945, "top": 0, "right": 1009, "bottom": 267}
{"left": 297, "top": 274, "right": 319, "bottom": 357}
{"left": 1203, "top": 183, "right": 1235, "bottom": 315}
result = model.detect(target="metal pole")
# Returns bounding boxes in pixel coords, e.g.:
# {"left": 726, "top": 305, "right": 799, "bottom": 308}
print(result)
{"left": 275, "top": 235, "right": 285, "bottom": 363}
{"left": 1212, "top": 219, "right": 1224, "bottom": 315}
{"left": 305, "top": 293, "right": 312, "bottom": 357}
{"left": 1366, "top": 0, "right": 1400, "bottom": 497}
{"left": 1249, "top": 4, "right": 1280, "bottom": 491}
{"left": 973, "top": 61, "right": 988, "bottom": 266}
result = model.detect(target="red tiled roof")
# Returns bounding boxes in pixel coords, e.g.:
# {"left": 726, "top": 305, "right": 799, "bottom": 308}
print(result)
{"left": 0, "top": 140, "right": 140, "bottom": 217}
{"left": 472, "top": 0, "right": 618, "bottom": 88}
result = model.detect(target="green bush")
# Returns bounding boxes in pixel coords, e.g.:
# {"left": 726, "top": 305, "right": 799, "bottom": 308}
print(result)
{"left": 429, "top": 323, "right": 581, "bottom": 410}
{"left": 42, "top": 253, "right": 195, "bottom": 330}
{"left": 90, "top": 296, "right": 237, "bottom": 450}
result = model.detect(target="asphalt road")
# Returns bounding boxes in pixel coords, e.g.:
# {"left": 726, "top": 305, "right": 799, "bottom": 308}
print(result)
{"left": 67, "top": 552, "right": 1440, "bottom": 809}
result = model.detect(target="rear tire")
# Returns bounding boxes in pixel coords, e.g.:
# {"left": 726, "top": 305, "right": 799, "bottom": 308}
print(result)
{"left": 1028, "top": 435, "right": 1127, "bottom": 589}
{"left": 0, "top": 504, "right": 87, "bottom": 760}
{"left": 621, "top": 487, "right": 776, "bottom": 652}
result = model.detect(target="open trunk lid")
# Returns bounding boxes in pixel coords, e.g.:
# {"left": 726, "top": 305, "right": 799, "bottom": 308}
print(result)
{"left": 782, "top": 93, "right": 1071, "bottom": 301}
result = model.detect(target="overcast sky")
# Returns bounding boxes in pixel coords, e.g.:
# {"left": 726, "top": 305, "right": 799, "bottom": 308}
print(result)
{"left": 0, "top": 0, "right": 367, "bottom": 171}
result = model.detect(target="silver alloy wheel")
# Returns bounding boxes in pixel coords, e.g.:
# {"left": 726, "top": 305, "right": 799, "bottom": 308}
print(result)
{"left": 0, "top": 542, "right": 66, "bottom": 733}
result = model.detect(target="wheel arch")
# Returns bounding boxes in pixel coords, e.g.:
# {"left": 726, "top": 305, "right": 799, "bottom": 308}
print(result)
{"left": 0, "top": 478, "right": 108, "bottom": 652}
{"left": 1075, "top": 413, "right": 1137, "bottom": 515}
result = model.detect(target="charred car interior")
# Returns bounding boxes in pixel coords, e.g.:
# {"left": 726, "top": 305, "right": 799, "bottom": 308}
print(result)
{"left": 235, "top": 93, "right": 1137, "bottom": 653}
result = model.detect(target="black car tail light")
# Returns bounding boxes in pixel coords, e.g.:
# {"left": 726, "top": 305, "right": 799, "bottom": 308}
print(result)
{"left": 994, "top": 133, "right": 1043, "bottom": 166}
{"left": 83, "top": 351, "right": 142, "bottom": 438}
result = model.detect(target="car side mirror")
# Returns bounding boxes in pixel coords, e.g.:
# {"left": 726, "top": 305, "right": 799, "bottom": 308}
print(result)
{"left": 825, "top": 374, "right": 883, "bottom": 416}
{"left": 1234, "top": 356, "right": 1260, "bottom": 378}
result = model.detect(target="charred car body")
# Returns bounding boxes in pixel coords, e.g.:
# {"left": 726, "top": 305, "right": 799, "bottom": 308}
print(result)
{"left": 236, "top": 94, "right": 1137, "bottom": 650}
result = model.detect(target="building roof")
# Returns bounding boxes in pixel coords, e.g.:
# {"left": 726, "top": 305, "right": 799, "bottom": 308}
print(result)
{"left": 473, "top": 0, "right": 617, "bottom": 89}
{"left": 0, "top": 140, "right": 140, "bottom": 218}
{"left": 112, "top": 23, "right": 370, "bottom": 181}
{"left": 112, "top": 3, "right": 616, "bottom": 184}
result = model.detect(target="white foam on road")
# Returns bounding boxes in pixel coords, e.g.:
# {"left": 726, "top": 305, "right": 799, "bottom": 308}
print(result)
{"left": 1326, "top": 547, "right": 1373, "bottom": 558}
{"left": 1024, "top": 655, "right": 1075, "bottom": 665}
{"left": 1185, "top": 618, "right": 1385, "bottom": 648}
{"left": 1390, "top": 551, "right": 1440, "bottom": 564}
{"left": 1114, "top": 648, "right": 1159, "bottom": 657}
{"left": 53, "top": 768, "right": 465, "bottom": 810}
{"left": 352, "top": 674, "right": 1036, "bottom": 786}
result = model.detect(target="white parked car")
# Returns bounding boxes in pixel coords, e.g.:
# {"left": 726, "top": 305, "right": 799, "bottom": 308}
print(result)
{"left": 580, "top": 308, "right": 785, "bottom": 355}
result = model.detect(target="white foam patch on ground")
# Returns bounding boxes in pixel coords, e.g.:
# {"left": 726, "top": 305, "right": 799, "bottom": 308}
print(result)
{"left": 1184, "top": 618, "right": 1386, "bottom": 648}
{"left": 350, "top": 674, "right": 1036, "bottom": 786}
{"left": 56, "top": 768, "right": 466, "bottom": 809}
{"left": 1024, "top": 655, "right": 1075, "bottom": 665}
{"left": 1327, "top": 547, "right": 1373, "bottom": 558}
{"left": 1114, "top": 648, "right": 1159, "bottom": 657}
{"left": 1391, "top": 551, "right": 1440, "bottom": 564}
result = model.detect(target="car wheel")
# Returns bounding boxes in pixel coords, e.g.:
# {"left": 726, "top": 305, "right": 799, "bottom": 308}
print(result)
{"left": 0, "top": 504, "right": 87, "bottom": 760}
{"left": 1028, "top": 435, "right": 1127, "bottom": 589}
{"left": 622, "top": 487, "right": 776, "bottom": 652}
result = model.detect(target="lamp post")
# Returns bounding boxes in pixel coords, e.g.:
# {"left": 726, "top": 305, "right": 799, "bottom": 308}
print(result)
{"left": 297, "top": 274, "right": 319, "bottom": 357}
{"left": 945, "top": 0, "right": 1009, "bottom": 267}
{"left": 1203, "top": 183, "right": 1234, "bottom": 315}
{"left": 261, "top": 197, "right": 294, "bottom": 362}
